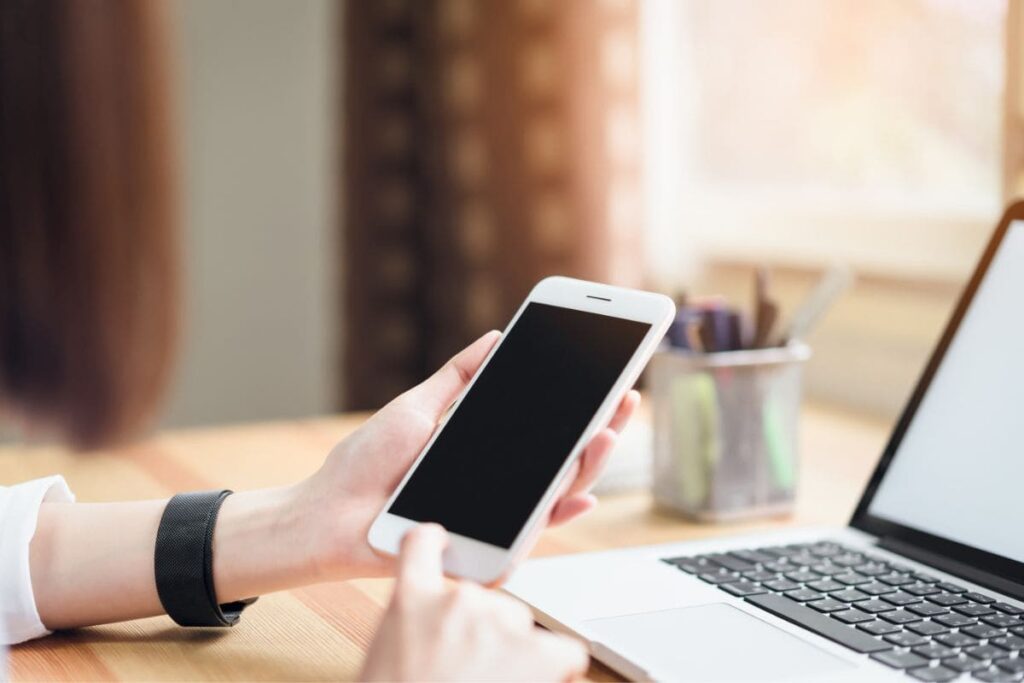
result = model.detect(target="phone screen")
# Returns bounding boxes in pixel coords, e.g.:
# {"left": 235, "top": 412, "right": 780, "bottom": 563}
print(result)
{"left": 389, "top": 302, "right": 651, "bottom": 548}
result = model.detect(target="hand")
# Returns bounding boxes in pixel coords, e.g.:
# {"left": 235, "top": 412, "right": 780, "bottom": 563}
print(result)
{"left": 300, "top": 331, "right": 640, "bottom": 581}
{"left": 361, "top": 524, "right": 589, "bottom": 682}
{"left": 27, "top": 333, "right": 637, "bottom": 629}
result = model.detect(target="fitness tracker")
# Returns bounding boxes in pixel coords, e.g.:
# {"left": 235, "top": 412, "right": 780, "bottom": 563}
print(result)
{"left": 154, "top": 490, "right": 257, "bottom": 627}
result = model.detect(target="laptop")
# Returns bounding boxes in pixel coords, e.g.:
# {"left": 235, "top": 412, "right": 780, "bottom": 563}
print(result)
{"left": 505, "top": 203, "right": 1024, "bottom": 683}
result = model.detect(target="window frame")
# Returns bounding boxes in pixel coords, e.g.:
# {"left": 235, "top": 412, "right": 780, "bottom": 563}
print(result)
{"left": 641, "top": 0, "right": 1020, "bottom": 285}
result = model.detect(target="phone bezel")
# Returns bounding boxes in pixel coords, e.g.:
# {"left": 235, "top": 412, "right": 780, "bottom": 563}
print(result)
{"left": 367, "top": 276, "right": 675, "bottom": 584}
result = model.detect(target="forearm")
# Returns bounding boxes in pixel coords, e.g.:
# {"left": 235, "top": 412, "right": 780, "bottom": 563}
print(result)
{"left": 29, "top": 485, "right": 319, "bottom": 630}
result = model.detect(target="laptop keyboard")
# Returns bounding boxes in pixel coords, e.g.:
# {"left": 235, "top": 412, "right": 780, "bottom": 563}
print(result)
{"left": 662, "top": 541, "right": 1024, "bottom": 682}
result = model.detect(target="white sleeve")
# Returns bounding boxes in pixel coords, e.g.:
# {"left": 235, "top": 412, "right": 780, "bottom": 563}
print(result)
{"left": 0, "top": 476, "right": 75, "bottom": 645}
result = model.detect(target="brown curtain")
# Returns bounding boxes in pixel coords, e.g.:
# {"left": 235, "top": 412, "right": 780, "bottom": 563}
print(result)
{"left": 341, "top": 0, "right": 642, "bottom": 410}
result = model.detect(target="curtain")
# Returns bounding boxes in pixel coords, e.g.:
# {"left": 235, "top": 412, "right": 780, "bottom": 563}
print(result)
{"left": 341, "top": 0, "right": 642, "bottom": 409}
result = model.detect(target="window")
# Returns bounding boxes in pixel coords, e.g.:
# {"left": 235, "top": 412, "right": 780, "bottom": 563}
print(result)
{"left": 641, "top": 0, "right": 1008, "bottom": 283}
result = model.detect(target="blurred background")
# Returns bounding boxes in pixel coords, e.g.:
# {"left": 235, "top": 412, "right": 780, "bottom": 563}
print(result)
{"left": 156, "top": 0, "right": 1019, "bottom": 430}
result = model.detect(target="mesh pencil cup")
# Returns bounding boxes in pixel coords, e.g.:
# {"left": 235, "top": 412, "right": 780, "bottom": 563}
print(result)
{"left": 649, "top": 344, "right": 811, "bottom": 521}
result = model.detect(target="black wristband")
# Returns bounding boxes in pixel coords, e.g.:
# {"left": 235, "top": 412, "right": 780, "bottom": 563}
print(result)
{"left": 154, "top": 490, "right": 257, "bottom": 627}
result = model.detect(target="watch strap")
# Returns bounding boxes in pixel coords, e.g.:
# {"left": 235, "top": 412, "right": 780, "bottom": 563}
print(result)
{"left": 154, "top": 490, "right": 257, "bottom": 627}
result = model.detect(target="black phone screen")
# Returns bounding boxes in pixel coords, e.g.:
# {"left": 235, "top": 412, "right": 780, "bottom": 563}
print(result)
{"left": 388, "top": 302, "right": 651, "bottom": 548}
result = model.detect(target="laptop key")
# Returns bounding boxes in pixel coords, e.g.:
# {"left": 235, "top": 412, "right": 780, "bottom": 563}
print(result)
{"left": 832, "top": 552, "right": 865, "bottom": 567}
{"left": 943, "top": 654, "right": 989, "bottom": 673}
{"left": 935, "top": 612, "right": 978, "bottom": 628}
{"left": 1013, "top": 626, "right": 1024, "bottom": 637}
{"left": 957, "top": 604, "right": 998, "bottom": 617}
{"left": 808, "top": 542, "right": 844, "bottom": 557}
{"left": 855, "top": 562, "right": 891, "bottom": 577}
{"left": 983, "top": 615, "right": 1024, "bottom": 629}
{"left": 885, "top": 591, "right": 925, "bottom": 606}
{"left": 742, "top": 569, "right": 779, "bottom": 582}
{"left": 997, "top": 659, "right": 1024, "bottom": 675}
{"left": 973, "top": 667, "right": 1024, "bottom": 682}
{"left": 880, "top": 573, "right": 917, "bottom": 587}
{"left": 721, "top": 581, "right": 768, "bottom": 597}
{"left": 784, "top": 570, "right": 821, "bottom": 583}
{"left": 791, "top": 555, "right": 819, "bottom": 569}
{"left": 936, "top": 632, "right": 980, "bottom": 648}
{"left": 704, "top": 553, "right": 756, "bottom": 572}
{"left": 937, "top": 582, "right": 968, "bottom": 594}
{"left": 831, "top": 588, "right": 871, "bottom": 603}
{"left": 905, "top": 583, "right": 942, "bottom": 596}
{"left": 966, "top": 644, "right": 1010, "bottom": 660}
{"left": 763, "top": 578, "right": 801, "bottom": 592}
{"left": 913, "top": 643, "right": 959, "bottom": 660}
{"left": 859, "top": 599, "right": 898, "bottom": 614}
{"left": 859, "top": 619, "right": 902, "bottom": 636}
{"left": 807, "top": 579, "right": 845, "bottom": 592}
{"left": 966, "top": 592, "right": 997, "bottom": 604}
{"left": 993, "top": 603, "right": 1024, "bottom": 616}
{"left": 729, "top": 549, "right": 777, "bottom": 564}
{"left": 832, "top": 608, "right": 875, "bottom": 624}
{"left": 785, "top": 588, "right": 824, "bottom": 602}
{"left": 871, "top": 650, "right": 929, "bottom": 669}
{"left": 909, "top": 603, "right": 951, "bottom": 617}
{"left": 991, "top": 635, "right": 1024, "bottom": 651}
{"left": 762, "top": 561, "right": 791, "bottom": 573}
{"left": 963, "top": 624, "right": 1006, "bottom": 640}
{"left": 698, "top": 571, "right": 740, "bottom": 584}
{"left": 882, "top": 609, "right": 925, "bottom": 625}
{"left": 744, "top": 593, "right": 892, "bottom": 653}
{"left": 909, "top": 665, "right": 959, "bottom": 682}
{"left": 912, "top": 572, "right": 940, "bottom": 583}
{"left": 929, "top": 593, "right": 969, "bottom": 607}
{"left": 835, "top": 572, "right": 871, "bottom": 586}
{"left": 886, "top": 632, "right": 931, "bottom": 647}
{"left": 759, "top": 545, "right": 803, "bottom": 558}
{"left": 662, "top": 557, "right": 703, "bottom": 572}
{"left": 907, "top": 620, "right": 950, "bottom": 636}
{"left": 809, "top": 598, "right": 849, "bottom": 613}
{"left": 861, "top": 582, "right": 898, "bottom": 596}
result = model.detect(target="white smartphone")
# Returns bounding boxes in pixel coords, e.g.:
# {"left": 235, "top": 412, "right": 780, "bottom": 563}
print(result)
{"left": 368, "top": 276, "right": 675, "bottom": 584}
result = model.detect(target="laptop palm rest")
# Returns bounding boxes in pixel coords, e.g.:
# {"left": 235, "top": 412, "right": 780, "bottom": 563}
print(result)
{"left": 584, "top": 602, "right": 853, "bottom": 682}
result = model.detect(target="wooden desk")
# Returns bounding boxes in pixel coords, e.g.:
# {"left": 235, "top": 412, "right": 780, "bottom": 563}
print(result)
{"left": 3, "top": 404, "right": 889, "bottom": 682}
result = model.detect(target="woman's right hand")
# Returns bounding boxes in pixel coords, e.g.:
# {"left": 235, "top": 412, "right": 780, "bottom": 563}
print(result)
{"left": 360, "top": 524, "right": 590, "bottom": 682}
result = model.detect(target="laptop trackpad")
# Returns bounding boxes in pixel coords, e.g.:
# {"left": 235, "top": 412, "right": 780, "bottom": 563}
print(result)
{"left": 585, "top": 602, "right": 854, "bottom": 682}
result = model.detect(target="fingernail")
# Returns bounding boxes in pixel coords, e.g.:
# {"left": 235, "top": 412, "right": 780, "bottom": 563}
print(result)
{"left": 420, "top": 522, "right": 446, "bottom": 537}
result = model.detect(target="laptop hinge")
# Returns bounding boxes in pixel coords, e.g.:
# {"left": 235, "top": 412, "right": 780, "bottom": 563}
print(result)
{"left": 878, "top": 537, "right": 1024, "bottom": 602}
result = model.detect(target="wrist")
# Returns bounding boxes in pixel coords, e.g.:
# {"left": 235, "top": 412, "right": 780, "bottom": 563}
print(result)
{"left": 211, "top": 484, "right": 319, "bottom": 602}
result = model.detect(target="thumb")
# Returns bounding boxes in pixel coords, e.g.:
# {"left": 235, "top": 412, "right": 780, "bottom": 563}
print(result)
{"left": 397, "top": 523, "right": 448, "bottom": 594}
{"left": 399, "top": 330, "right": 500, "bottom": 420}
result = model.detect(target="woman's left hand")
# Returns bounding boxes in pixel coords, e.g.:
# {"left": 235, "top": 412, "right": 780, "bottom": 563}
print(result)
{"left": 296, "top": 331, "right": 639, "bottom": 582}
{"left": 29, "top": 331, "right": 638, "bottom": 629}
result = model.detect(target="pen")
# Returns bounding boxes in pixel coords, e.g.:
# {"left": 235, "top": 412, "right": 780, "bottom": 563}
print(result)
{"left": 776, "top": 264, "right": 853, "bottom": 345}
{"left": 752, "top": 267, "right": 779, "bottom": 348}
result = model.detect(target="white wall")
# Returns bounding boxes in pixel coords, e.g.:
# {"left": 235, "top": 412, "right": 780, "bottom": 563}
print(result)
{"left": 163, "top": 0, "right": 338, "bottom": 428}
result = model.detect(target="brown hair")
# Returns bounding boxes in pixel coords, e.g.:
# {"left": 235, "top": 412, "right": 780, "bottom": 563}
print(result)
{"left": 0, "top": 0, "right": 179, "bottom": 448}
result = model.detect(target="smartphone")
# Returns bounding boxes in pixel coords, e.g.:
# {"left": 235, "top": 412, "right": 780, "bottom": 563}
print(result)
{"left": 368, "top": 276, "right": 675, "bottom": 583}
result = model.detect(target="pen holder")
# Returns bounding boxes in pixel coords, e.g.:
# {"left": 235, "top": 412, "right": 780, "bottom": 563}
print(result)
{"left": 649, "top": 343, "right": 811, "bottom": 522}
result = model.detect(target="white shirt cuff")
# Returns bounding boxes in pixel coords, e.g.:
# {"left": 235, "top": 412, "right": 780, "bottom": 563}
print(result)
{"left": 0, "top": 475, "right": 76, "bottom": 645}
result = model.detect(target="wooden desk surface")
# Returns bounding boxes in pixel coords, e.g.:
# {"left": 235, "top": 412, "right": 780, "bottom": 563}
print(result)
{"left": 3, "top": 404, "right": 890, "bottom": 682}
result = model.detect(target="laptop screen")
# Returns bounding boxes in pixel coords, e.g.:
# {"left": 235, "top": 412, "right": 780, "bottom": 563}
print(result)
{"left": 866, "top": 220, "right": 1024, "bottom": 564}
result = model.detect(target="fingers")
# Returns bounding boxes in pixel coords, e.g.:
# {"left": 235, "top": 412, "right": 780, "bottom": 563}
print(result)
{"left": 558, "top": 391, "right": 639, "bottom": 502}
{"left": 400, "top": 331, "right": 501, "bottom": 420}
{"left": 533, "top": 630, "right": 590, "bottom": 680}
{"left": 608, "top": 390, "right": 640, "bottom": 433}
{"left": 548, "top": 493, "right": 597, "bottom": 527}
{"left": 560, "top": 429, "right": 615, "bottom": 500}
{"left": 397, "top": 524, "right": 448, "bottom": 593}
